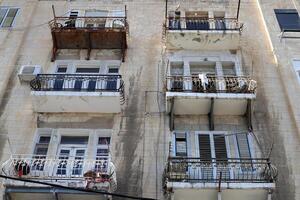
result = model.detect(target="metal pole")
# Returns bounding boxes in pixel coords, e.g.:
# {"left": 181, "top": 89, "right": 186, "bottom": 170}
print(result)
{"left": 237, "top": 0, "right": 241, "bottom": 20}
{"left": 52, "top": 5, "right": 56, "bottom": 18}
{"left": 165, "top": 0, "right": 168, "bottom": 19}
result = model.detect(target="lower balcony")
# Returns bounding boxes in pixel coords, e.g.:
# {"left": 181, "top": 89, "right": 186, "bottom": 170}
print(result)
{"left": 30, "top": 74, "right": 125, "bottom": 113}
{"left": 1, "top": 154, "right": 117, "bottom": 200}
{"left": 164, "top": 157, "right": 276, "bottom": 200}
{"left": 166, "top": 75, "right": 257, "bottom": 115}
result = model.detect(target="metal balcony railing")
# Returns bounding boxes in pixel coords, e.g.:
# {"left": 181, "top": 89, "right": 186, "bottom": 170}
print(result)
{"left": 1, "top": 154, "right": 117, "bottom": 191}
{"left": 167, "top": 17, "right": 243, "bottom": 31}
{"left": 30, "top": 74, "right": 123, "bottom": 92}
{"left": 166, "top": 157, "right": 277, "bottom": 183}
{"left": 49, "top": 16, "right": 127, "bottom": 30}
{"left": 166, "top": 75, "right": 257, "bottom": 93}
{"left": 2, "top": 154, "right": 111, "bottom": 179}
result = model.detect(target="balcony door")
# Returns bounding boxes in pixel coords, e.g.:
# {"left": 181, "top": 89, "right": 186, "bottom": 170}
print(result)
{"left": 56, "top": 147, "right": 86, "bottom": 177}
{"left": 56, "top": 136, "right": 88, "bottom": 177}
{"left": 196, "top": 132, "right": 231, "bottom": 181}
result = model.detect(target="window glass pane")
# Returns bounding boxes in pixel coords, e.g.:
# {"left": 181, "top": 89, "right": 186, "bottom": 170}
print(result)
{"left": 76, "top": 68, "right": 100, "bottom": 73}
{"left": 108, "top": 68, "right": 119, "bottom": 73}
{"left": 236, "top": 133, "right": 251, "bottom": 158}
{"left": 175, "top": 133, "right": 187, "bottom": 156}
{"left": 97, "top": 148, "right": 109, "bottom": 156}
{"left": 0, "top": 8, "right": 8, "bottom": 25}
{"left": 34, "top": 145, "right": 48, "bottom": 155}
{"left": 98, "top": 137, "right": 110, "bottom": 145}
{"left": 60, "top": 136, "right": 89, "bottom": 145}
{"left": 274, "top": 9, "right": 300, "bottom": 31}
{"left": 2, "top": 8, "right": 18, "bottom": 27}
{"left": 39, "top": 136, "right": 51, "bottom": 144}
{"left": 57, "top": 67, "right": 67, "bottom": 73}
{"left": 222, "top": 62, "right": 236, "bottom": 76}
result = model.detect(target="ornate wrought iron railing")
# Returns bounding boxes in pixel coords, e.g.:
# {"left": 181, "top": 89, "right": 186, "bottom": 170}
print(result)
{"left": 167, "top": 17, "right": 243, "bottom": 31}
{"left": 166, "top": 157, "right": 277, "bottom": 183}
{"left": 166, "top": 75, "right": 257, "bottom": 93}
{"left": 1, "top": 154, "right": 117, "bottom": 191}
{"left": 30, "top": 74, "right": 123, "bottom": 92}
{"left": 1, "top": 154, "right": 110, "bottom": 178}
{"left": 49, "top": 16, "right": 127, "bottom": 30}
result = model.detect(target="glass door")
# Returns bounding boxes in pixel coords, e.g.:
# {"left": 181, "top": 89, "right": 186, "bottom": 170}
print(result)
{"left": 56, "top": 147, "right": 86, "bottom": 177}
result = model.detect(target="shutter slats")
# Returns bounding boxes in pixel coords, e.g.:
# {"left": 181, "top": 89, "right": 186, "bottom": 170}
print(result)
{"left": 213, "top": 135, "right": 227, "bottom": 161}
{"left": 198, "top": 135, "right": 211, "bottom": 161}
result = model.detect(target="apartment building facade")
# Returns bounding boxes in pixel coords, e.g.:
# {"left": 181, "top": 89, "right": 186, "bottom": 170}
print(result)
{"left": 0, "top": 0, "right": 299, "bottom": 200}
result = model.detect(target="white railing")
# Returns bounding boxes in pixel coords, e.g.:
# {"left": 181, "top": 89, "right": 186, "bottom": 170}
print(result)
{"left": 1, "top": 154, "right": 117, "bottom": 192}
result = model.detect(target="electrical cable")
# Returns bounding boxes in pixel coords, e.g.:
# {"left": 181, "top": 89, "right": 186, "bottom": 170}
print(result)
{"left": 0, "top": 174, "right": 157, "bottom": 200}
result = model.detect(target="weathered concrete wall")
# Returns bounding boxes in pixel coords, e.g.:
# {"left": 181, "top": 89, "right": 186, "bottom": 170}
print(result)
{"left": 166, "top": 31, "right": 240, "bottom": 50}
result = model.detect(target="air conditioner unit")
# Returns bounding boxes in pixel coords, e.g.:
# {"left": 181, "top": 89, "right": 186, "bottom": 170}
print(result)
{"left": 18, "top": 65, "right": 42, "bottom": 82}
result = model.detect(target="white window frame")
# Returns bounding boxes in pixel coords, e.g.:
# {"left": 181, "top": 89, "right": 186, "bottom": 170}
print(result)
{"left": 0, "top": 7, "right": 19, "bottom": 28}
{"left": 292, "top": 59, "right": 300, "bottom": 84}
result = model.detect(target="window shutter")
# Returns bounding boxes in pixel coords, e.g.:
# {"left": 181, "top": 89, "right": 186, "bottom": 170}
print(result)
{"left": 198, "top": 134, "right": 212, "bottom": 161}
{"left": 213, "top": 135, "right": 228, "bottom": 161}
{"left": 2, "top": 8, "right": 18, "bottom": 27}
{"left": 236, "top": 133, "right": 251, "bottom": 158}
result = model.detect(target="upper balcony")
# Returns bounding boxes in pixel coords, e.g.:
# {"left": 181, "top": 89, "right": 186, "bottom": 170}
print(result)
{"left": 30, "top": 74, "right": 125, "bottom": 113}
{"left": 1, "top": 154, "right": 117, "bottom": 199}
{"left": 165, "top": 11, "right": 243, "bottom": 50}
{"left": 49, "top": 8, "right": 128, "bottom": 62}
{"left": 164, "top": 157, "right": 276, "bottom": 200}
{"left": 166, "top": 75, "right": 256, "bottom": 116}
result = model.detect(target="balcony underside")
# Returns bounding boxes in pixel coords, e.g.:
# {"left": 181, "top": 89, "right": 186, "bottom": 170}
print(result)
{"left": 166, "top": 30, "right": 240, "bottom": 50}
{"left": 166, "top": 92, "right": 255, "bottom": 115}
{"left": 51, "top": 29, "right": 127, "bottom": 61}
{"left": 5, "top": 186, "right": 109, "bottom": 200}
{"left": 31, "top": 91, "right": 121, "bottom": 113}
{"left": 168, "top": 186, "right": 274, "bottom": 200}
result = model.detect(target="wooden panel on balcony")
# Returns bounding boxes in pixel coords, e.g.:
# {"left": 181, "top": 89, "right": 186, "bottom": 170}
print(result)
{"left": 49, "top": 17, "right": 128, "bottom": 62}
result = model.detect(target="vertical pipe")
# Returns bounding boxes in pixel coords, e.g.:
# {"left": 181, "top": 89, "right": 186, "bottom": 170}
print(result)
{"left": 165, "top": 0, "right": 168, "bottom": 19}
{"left": 237, "top": 0, "right": 241, "bottom": 20}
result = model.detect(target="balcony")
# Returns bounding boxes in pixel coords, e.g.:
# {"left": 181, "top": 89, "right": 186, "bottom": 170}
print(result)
{"left": 49, "top": 14, "right": 128, "bottom": 61}
{"left": 164, "top": 157, "right": 276, "bottom": 200}
{"left": 165, "top": 17, "right": 243, "bottom": 50}
{"left": 30, "top": 74, "right": 125, "bottom": 113}
{"left": 166, "top": 75, "right": 256, "bottom": 115}
{"left": 1, "top": 154, "right": 117, "bottom": 199}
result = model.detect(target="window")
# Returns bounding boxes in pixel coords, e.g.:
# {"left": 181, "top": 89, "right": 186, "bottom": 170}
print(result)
{"left": 0, "top": 7, "right": 18, "bottom": 27}
{"left": 293, "top": 60, "right": 300, "bottom": 83}
{"left": 57, "top": 66, "right": 67, "bottom": 73}
{"left": 236, "top": 133, "right": 251, "bottom": 158}
{"left": 60, "top": 136, "right": 89, "bottom": 145}
{"left": 175, "top": 133, "right": 187, "bottom": 156}
{"left": 32, "top": 135, "right": 51, "bottom": 171}
{"left": 222, "top": 62, "right": 236, "bottom": 76}
{"left": 76, "top": 67, "right": 100, "bottom": 73}
{"left": 108, "top": 67, "right": 119, "bottom": 74}
{"left": 189, "top": 61, "right": 216, "bottom": 76}
{"left": 95, "top": 136, "right": 111, "bottom": 172}
{"left": 274, "top": 9, "right": 300, "bottom": 31}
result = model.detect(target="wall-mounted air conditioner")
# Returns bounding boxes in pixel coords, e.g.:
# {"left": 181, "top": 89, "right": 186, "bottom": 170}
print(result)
{"left": 18, "top": 65, "right": 42, "bottom": 82}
